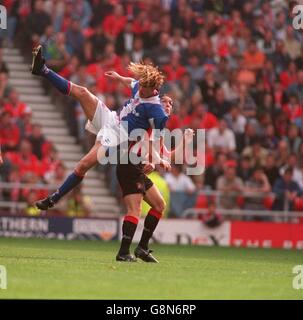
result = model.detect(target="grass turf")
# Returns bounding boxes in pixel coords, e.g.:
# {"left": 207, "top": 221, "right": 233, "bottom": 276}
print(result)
{"left": 0, "top": 237, "right": 302, "bottom": 299}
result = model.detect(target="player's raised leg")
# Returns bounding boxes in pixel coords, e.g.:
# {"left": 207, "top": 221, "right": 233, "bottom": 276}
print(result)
{"left": 31, "top": 45, "right": 98, "bottom": 121}
{"left": 134, "top": 185, "right": 166, "bottom": 263}
{"left": 116, "top": 194, "right": 143, "bottom": 262}
{"left": 36, "top": 142, "right": 106, "bottom": 210}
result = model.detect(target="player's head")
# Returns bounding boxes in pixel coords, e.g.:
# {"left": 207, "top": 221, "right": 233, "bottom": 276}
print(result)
{"left": 160, "top": 95, "right": 173, "bottom": 116}
{"left": 128, "top": 62, "right": 165, "bottom": 98}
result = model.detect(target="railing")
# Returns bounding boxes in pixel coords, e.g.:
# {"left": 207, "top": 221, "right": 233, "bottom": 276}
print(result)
{"left": 195, "top": 189, "right": 275, "bottom": 205}
{"left": 1, "top": 183, "right": 303, "bottom": 220}
{"left": 0, "top": 182, "right": 120, "bottom": 218}
{"left": 0, "top": 182, "right": 58, "bottom": 190}
{"left": 0, "top": 182, "right": 58, "bottom": 214}
{"left": 183, "top": 208, "right": 303, "bottom": 222}
{"left": 0, "top": 201, "right": 26, "bottom": 210}
{"left": 171, "top": 189, "right": 303, "bottom": 221}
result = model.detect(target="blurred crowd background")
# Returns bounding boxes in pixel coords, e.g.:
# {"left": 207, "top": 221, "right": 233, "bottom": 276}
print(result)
{"left": 1, "top": 0, "right": 303, "bottom": 221}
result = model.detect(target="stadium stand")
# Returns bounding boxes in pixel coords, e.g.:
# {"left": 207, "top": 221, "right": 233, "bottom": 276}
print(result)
{"left": 0, "top": 0, "right": 303, "bottom": 220}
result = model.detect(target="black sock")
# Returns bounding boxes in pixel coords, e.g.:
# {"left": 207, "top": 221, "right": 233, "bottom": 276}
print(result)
{"left": 138, "top": 209, "right": 162, "bottom": 250}
{"left": 118, "top": 215, "right": 138, "bottom": 255}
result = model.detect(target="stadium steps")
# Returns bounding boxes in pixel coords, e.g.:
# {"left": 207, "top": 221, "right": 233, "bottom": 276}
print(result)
{"left": 16, "top": 86, "right": 45, "bottom": 95}
{"left": 55, "top": 144, "right": 82, "bottom": 153}
{"left": 3, "top": 47, "right": 120, "bottom": 215}
{"left": 33, "top": 118, "right": 66, "bottom": 127}
{"left": 19, "top": 94, "right": 52, "bottom": 104}
{"left": 32, "top": 111, "right": 61, "bottom": 119}
{"left": 9, "top": 70, "right": 37, "bottom": 79}
{"left": 44, "top": 135, "right": 77, "bottom": 144}
{"left": 90, "top": 196, "right": 118, "bottom": 205}
{"left": 57, "top": 152, "right": 84, "bottom": 161}
{"left": 25, "top": 103, "right": 56, "bottom": 112}
{"left": 84, "top": 178, "right": 105, "bottom": 187}
{"left": 82, "top": 187, "right": 110, "bottom": 196}
{"left": 9, "top": 78, "right": 41, "bottom": 86}
{"left": 6, "top": 63, "right": 31, "bottom": 72}
{"left": 42, "top": 127, "right": 70, "bottom": 136}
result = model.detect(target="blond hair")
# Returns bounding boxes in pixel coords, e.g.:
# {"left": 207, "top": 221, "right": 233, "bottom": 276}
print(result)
{"left": 128, "top": 62, "right": 165, "bottom": 89}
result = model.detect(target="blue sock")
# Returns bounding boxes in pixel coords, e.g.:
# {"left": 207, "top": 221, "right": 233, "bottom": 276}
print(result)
{"left": 41, "top": 65, "right": 71, "bottom": 95}
{"left": 50, "top": 172, "right": 83, "bottom": 203}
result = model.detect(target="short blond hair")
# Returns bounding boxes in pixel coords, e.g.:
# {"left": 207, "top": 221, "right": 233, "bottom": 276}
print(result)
{"left": 128, "top": 62, "right": 165, "bottom": 89}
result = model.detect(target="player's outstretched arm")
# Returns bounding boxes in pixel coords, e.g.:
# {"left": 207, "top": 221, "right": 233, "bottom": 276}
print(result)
{"left": 104, "top": 71, "right": 134, "bottom": 88}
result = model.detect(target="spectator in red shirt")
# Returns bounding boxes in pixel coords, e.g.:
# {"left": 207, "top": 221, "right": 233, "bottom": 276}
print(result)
{"left": 41, "top": 147, "right": 62, "bottom": 181}
{"left": 86, "top": 56, "right": 104, "bottom": 80}
{"left": 166, "top": 110, "right": 182, "bottom": 131}
{"left": 182, "top": 103, "right": 218, "bottom": 130}
{"left": 211, "top": 24, "right": 234, "bottom": 59}
{"left": 59, "top": 55, "right": 80, "bottom": 79}
{"left": 0, "top": 112, "right": 20, "bottom": 151}
{"left": 282, "top": 93, "right": 303, "bottom": 123}
{"left": 132, "top": 11, "right": 151, "bottom": 35}
{"left": 3, "top": 89, "right": 31, "bottom": 118}
{"left": 6, "top": 140, "right": 41, "bottom": 178}
{"left": 279, "top": 61, "right": 297, "bottom": 89}
{"left": 163, "top": 52, "right": 187, "bottom": 82}
{"left": 102, "top": 4, "right": 127, "bottom": 40}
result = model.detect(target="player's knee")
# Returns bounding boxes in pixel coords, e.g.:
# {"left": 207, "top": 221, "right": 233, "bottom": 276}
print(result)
{"left": 75, "top": 160, "right": 90, "bottom": 176}
{"left": 126, "top": 209, "right": 141, "bottom": 219}
{"left": 154, "top": 199, "right": 166, "bottom": 214}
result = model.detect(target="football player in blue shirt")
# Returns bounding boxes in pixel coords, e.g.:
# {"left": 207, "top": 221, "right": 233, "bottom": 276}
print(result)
{"left": 31, "top": 45, "right": 170, "bottom": 211}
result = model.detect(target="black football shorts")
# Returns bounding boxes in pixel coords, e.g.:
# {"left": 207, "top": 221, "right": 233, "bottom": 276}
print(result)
{"left": 116, "top": 163, "right": 154, "bottom": 197}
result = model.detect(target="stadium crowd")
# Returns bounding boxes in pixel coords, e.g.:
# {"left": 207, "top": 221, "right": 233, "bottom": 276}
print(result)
{"left": 1, "top": 0, "right": 303, "bottom": 219}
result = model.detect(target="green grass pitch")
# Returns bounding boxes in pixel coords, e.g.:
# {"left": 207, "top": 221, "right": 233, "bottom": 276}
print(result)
{"left": 0, "top": 237, "right": 302, "bottom": 299}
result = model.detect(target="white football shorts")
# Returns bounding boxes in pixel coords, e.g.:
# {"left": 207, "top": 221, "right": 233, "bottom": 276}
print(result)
{"left": 85, "top": 99, "right": 117, "bottom": 135}
{"left": 85, "top": 99, "right": 128, "bottom": 147}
